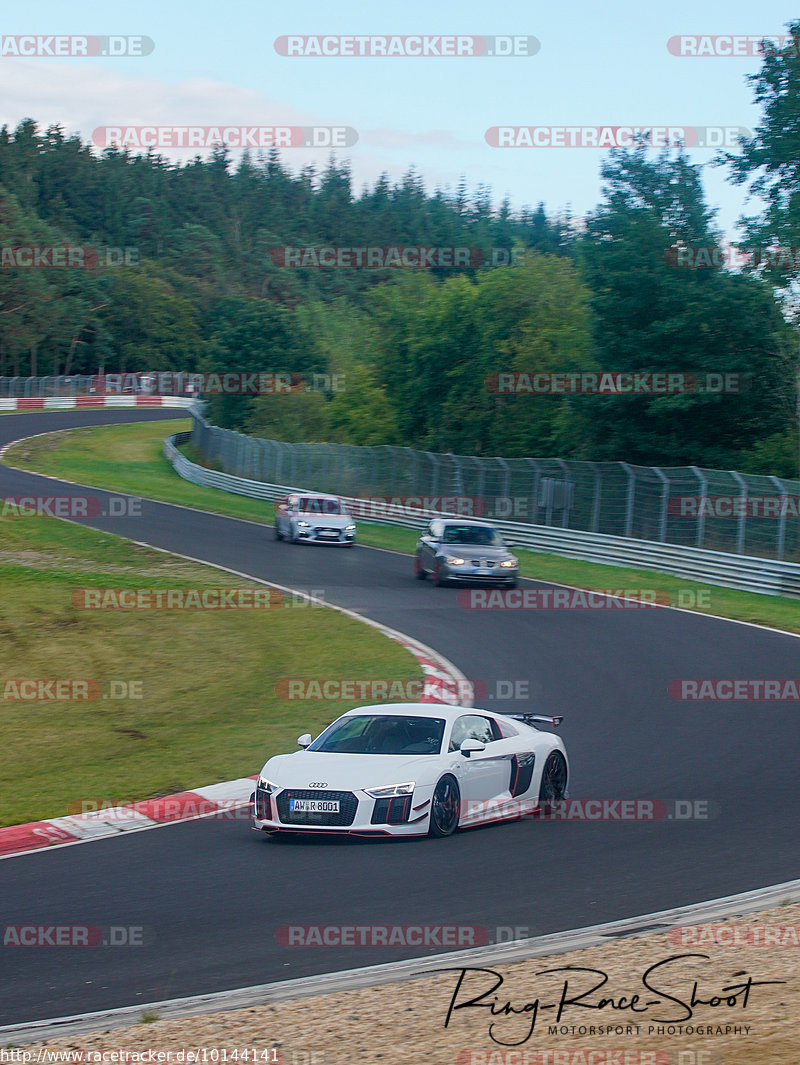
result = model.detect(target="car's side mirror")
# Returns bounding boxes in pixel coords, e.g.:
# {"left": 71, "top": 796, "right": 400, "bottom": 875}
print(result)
{"left": 460, "top": 738, "right": 486, "bottom": 758}
{"left": 297, "top": 733, "right": 312, "bottom": 748}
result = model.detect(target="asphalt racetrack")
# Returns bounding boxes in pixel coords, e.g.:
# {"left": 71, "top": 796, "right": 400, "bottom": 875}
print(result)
{"left": 0, "top": 409, "right": 797, "bottom": 1025}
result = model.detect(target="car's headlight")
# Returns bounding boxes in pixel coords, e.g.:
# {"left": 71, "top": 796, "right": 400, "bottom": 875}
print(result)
{"left": 297, "top": 521, "right": 310, "bottom": 528}
{"left": 444, "top": 556, "right": 466, "bottom": 565}
{"left": 364, "top": 782, "right": 415, "bottom": 798}
{"left": 500, "top": 558, "right": 518, "bottom": 568}
{"left": 345, "top": 524, "right": 356, "bottom": 531}
{"left": 257, "top": 777, "right": 278, "bottom": 793}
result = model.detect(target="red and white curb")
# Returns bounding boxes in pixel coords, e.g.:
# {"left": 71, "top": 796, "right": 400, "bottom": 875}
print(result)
{"left": 0, "top": 778, "right": 258, "bottom": 859}
{"left": 0, "top": 396, "right": 196, "bottom": 411}
{"left": 0, "top": 412, "right": 470, "bottom": 859}
{"left": 0, "top": 636, "right": 468, "bottom": 862}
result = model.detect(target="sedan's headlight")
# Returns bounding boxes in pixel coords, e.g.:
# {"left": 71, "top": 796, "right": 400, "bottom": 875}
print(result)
{"left": 297, "top": 520, "right": 310, "bottom": 528}
{"left": 257, "top": 777, "right": 278, "bottom": 793}
{"left": 444, "top": 556, "right": 466, "bottom": 565}
{"left": 500, "top": 558, "right": 518, "bottom": 568}
{"left": 364, "top": 782, "right": 415, "bottom": 798}
{"left": 345, "top": 523, "right": 356, "bottom": 531}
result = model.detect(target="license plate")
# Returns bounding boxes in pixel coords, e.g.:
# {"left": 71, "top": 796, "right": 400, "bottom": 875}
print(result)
{"left": 318, "top": 530, "right": 338, "bottom": 537}
{"left": 290, "top": 798, "right": 340, "bottom": 813}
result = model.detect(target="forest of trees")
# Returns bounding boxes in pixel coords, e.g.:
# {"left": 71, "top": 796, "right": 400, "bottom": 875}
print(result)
{"left": 1, "top": 26, "right": 800, "bottom": 477}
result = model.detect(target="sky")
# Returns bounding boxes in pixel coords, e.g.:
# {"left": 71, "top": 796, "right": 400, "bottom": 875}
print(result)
{"left": 2, "top": 0, "right": 799, "bottom": 242}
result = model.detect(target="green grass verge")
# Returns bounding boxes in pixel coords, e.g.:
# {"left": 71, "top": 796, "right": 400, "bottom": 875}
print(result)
{"left": 0, "top": 512, "right": 421, "bottom": 827}
{"left": 5, "top": 418, "right": 800, "bottom": 637}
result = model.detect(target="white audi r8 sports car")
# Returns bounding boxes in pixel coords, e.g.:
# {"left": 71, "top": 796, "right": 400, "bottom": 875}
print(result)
{"left": 251, "top": 702, "right": 568, "bottom": 838}
{"left": 274, "top": 493, "right": 356, "bottom": 546}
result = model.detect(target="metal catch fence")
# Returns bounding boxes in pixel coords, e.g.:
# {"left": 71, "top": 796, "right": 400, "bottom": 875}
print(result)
{"left": 189, "top": 413, "right": 800, "bottom": 563}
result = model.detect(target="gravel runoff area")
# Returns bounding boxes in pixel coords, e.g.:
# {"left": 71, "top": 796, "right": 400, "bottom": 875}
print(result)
{"left": 13, "top": 901, "right": 800, "bottom": 1065}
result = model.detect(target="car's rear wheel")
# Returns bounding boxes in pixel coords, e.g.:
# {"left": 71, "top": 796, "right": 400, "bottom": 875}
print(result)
{"left": 414, "top": 555, "right": 427, "bottom": 580}
{"left": 429, "top": 775, "right": 460, "bottom": 837}
{"left": 538, "top": 751, "right": 567, "bottom": 814}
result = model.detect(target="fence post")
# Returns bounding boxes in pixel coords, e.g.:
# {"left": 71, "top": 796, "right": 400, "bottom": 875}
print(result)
{"left": 691, "top": 466, "right": 708, "bottom": 549}
{"left": 769, "top": 476, "right": 789, "bottom": 561}
{"left": 496, "top": 457, "right": 510, "bottom": 521}
{"left": 556, "top": 459, "right": 571, "bottom": 528}
{"left": 590, "top": 463, "right": 602, "bottom": 533}
{"left": 620, "top": 462, "right": 635, "bottom": 538}
{"left": 526, "top": 459, "right": 541, "bottom": 525}
{"left": 653, "top": 467, "right": 669, "bottom": 542}
{"left": 425, "top": 452, "right": 439, "bottom": 499}
{"left": 730, "top": 471, "right": 748, "bottom": 555}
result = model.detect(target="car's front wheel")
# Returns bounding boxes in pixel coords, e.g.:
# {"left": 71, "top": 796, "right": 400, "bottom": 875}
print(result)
{"left": 429, "top": 775, "right": 461, "bottom": 837}
{"left": 432, "top": 561, "right": 448, "bottom": 587}
{"left": 538, "top": 751, "right": 567, "bottom": 814}
{"left": 414, "top": 555, "right": 427, "bottom": 580}
{"left": 274, "top": 522, "right": 283, "bottom": 541}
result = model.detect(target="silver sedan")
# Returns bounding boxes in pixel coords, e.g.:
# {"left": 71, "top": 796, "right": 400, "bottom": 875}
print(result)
{"left": 414, "top": 518, "right": 519, "bottom": 587}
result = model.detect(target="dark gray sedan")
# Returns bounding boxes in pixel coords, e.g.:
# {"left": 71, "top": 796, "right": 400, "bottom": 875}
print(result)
{"left": 414, "top": 518, "right": 519, "bottom": 587}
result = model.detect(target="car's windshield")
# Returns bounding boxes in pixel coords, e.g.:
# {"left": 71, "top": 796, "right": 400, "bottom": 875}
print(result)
{"left": 308, "top": 715, "right": 445, "bottom": 755}
{"left": 299, "top": 497, "right": 342, "bottom": 514}
{"left": 441, "top": 525, "right": 502, "bottom": 547}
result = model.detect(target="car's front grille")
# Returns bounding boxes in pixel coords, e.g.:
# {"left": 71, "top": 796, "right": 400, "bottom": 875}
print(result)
{"left": 276, "top": 789, "right": 358, "bottom": 826}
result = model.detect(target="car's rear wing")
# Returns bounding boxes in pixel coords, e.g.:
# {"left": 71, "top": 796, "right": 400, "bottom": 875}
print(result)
{"left": 506, "top": 713, "right": 564, "bottom": 730}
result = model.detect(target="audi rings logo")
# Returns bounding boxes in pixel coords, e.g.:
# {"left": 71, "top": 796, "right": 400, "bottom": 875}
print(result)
{"left": 308, "top": 782, "right": 328, "bottom": 788}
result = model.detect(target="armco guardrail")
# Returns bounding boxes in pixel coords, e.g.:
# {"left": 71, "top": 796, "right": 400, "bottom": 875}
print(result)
{"left": 189, "top": 414, "right": 800, "bottom": 562}
{"left": 164, "top": 432, "right": 800, "bottom": 598}
{"left": 0, "top": 396, "right": 197, "bottom": 411}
